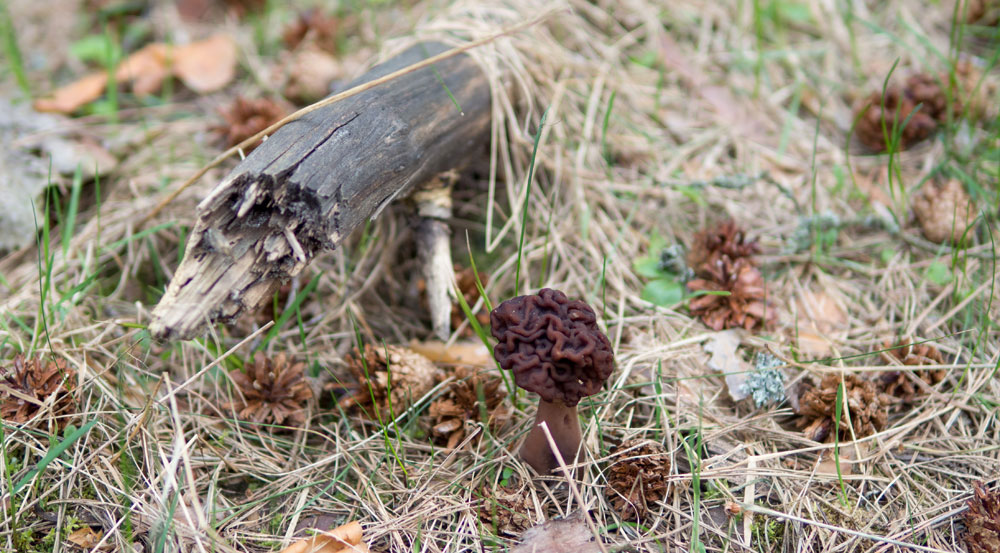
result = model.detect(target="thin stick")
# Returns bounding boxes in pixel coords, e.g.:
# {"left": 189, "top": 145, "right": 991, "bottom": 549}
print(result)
{"left": 539, "top": 421, "right": 610, "bottom": 553}
{"left": 141, "top": 8, "right": 565, "bottom": 225}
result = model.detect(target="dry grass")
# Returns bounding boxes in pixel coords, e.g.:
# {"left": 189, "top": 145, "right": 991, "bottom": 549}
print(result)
{"left": 1, "top": 0, "right": 998, "bottom": 552}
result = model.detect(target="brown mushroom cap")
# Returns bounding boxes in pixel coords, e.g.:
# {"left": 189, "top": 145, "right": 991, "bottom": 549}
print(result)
{"left": 490, "top": 288, "right": 615, "bottom": 407}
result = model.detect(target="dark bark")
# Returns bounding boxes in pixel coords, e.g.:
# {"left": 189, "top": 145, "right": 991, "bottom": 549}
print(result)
{"left": 150, "top": 42, "right": 491, "bottom": 340}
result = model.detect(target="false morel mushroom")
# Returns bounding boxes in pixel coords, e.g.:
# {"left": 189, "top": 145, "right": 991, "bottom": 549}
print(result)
{"left": 490, "top": 288, "right": 615, "bottom": 474}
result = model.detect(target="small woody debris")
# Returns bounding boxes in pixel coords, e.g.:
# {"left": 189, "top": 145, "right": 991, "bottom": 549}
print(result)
{"left": 418, "top": 265, "right": 491, "bottom": 337}
{"left": 226, "top": 352, "right": 312, "bottom": 427}
{"left": 795, "top": 373, "right": 889, "bottom": 442}
{"left": 963, "top": 481, "right": 1000, "bottom": 553}
{"left": 337, "top": 344, "right": 441, "bottom": 421}
{"left": 604, "top": 438, "right": 672, "bottom": 521}
{"left": 0, "top": 354, "right": 76, "bottom": 428}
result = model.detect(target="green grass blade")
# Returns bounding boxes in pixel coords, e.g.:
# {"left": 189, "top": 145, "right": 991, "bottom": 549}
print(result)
{"left": 259, "top": 272, "right": 322, "bottom": 349}
{"left": 514, "top": 108, "right": 549, "bottom": 296}
{"left": 62, "top": 165, "right": 84, "bottom": 257}
{"left": 103, "top": 222, "right": 177, "bottom": 251}
{"left": 601, "top": 90, "right": 617, "bottom": 166}
{"left": 833, "top": 381, "right": 848, "bottom": 506}
{"left": 13, "top": 419, "right": 98, "bottom": 495}
{"left": 0, "top": 0, "right": 30, "bottom": 96}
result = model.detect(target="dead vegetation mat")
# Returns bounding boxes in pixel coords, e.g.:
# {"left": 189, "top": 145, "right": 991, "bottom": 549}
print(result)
{"left": 1, "top": 0, "right": 998, "bottom": 552}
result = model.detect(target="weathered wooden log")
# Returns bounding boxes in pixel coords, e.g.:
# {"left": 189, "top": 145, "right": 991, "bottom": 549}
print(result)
{"left": 150, "top": 42, "right": 491, "bottom": 340}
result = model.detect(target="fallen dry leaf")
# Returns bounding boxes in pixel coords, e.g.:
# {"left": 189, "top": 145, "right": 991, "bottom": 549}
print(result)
{"left": 407, "top": 340, "right": 491, "bottom": 366}
{"left": 511, "top": 512, "right": 602, "bottom": 553}
{"left": 283, "top": 46, "right": 342, "bottom": 103}
{"left": 115, "top": 43, "right": 171, "bottom": 95}
{"left": 813, "top": 442, "right": 869, "bottom": 476}
{"left": 33, "top": 73, "right": 108, "bottom": 113}
{"left": 281, "top": 521, "right": 367, "bottom": 553}
{"left": 703, "top": 329, "right": 752, "bottom": 402}
{"left": 67, "top": 526, "right": 103, "bottom": 549}
{"left": 34, "top": 35, "right": 237, "bottom": 114}
{"left": 282, "top": 8, "right": 343, "bottom": 53}
{"left": 173, "top": 35, "right": 237, "bottom": 93}
{"left": 794, "top": 289, "right": 848, "bottom": 357}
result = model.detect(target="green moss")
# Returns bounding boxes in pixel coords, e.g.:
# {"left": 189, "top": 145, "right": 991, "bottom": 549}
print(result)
{"left": 751, "top": 515, "right": 785, "bottom": 553}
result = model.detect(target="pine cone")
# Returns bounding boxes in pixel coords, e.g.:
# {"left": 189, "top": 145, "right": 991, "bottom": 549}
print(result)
{"left": 796, "top": 373, "right": 888, "bottom": 441}
{"left": 214, "top": 96, "right": 289, "bottom": 151}
{"left": 338, "top": 344, "right": 441, "bottom": 421}
{"left": 226, "top": 352, "right": 312, "bottom": 427}
{"left": 954, "top": 60, "right": 996, "bottom": 121}
{"left": 905, "top": 73, "right": 952, "bottom": 121}
{"left": 878, "top": 339, "right": 946, "bottom": 403}
{"left": 687, "top": 220, "right": 761, "bottom": 276}
{"left": 282, "top": 9, "right": 342, "bottom": 54}
{"left": 0, "top": 355, "right": 75, "bottom": 427}
{"left": 964, "top": 481, "right": 1000, "bottom": 553}
{"left": 687, "top": 256, "right": 772, "bottom": 331}
{"left": 854, "top": 87, "right": 938, "bottom": 152}
{"left": 428, "top": 365, "right": 508, "bottom": 449}
{"left": 854, "top": 64, "right": 988, "bottom": 152}
{"left": 912, "top": 179, "right": 977, "bottom": 244}
{"left": 604, "top": 439, "right": 672, "bottom": 521}
{"left": 478, "top": 485, "right": 532, "bottom": 535}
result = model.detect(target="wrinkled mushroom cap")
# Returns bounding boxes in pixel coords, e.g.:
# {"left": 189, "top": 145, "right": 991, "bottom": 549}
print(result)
{"left": 490, "top": 288, "right": 615, "bottom": 407}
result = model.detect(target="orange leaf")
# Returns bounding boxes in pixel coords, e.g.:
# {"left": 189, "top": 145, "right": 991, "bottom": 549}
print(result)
{"left": 116, "top": 43, "right": 171, "bottom": 96}
{"left": 33, "top": 72, "right": 108, "bottom": 114}
{"left": 172, "top": 35, "right": 237, "bottom": 93}
{"left": 407, "top": 340, "right": 491, "bottom": 366}
{"left": 67, "top": 526, "right": 103, "bottom": 549}
{"left": 280, "top": 521, "right": 367, "bottom": 553}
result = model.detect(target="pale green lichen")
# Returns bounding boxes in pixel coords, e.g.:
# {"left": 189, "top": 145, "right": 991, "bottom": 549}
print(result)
{"left": 740, "top": 353, "right": 786, "bottom": 407}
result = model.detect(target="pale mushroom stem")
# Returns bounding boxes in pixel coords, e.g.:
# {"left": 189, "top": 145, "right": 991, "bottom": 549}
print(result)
{"left": 518, "top": 398, "right": 582, "bottom": 474}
